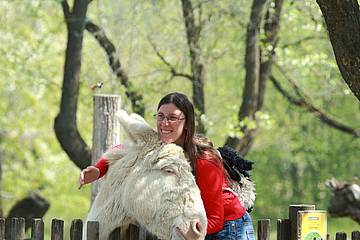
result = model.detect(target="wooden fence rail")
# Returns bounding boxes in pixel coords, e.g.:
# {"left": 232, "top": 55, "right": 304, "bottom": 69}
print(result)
{"left": 2, "top": 217, "right": 360, "bottom": 240}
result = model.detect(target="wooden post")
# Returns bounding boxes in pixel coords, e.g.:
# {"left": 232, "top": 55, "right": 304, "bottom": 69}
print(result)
{"left": 289, "top": 204, "right": 315, "bottom": 240}
{"left": 5, "top": 218, "right": 10, "bottom": 240}
{"left": 352, "top": 231, "right": 360, "bottom": 240}
{"left": 335, "top": 232, "right": 346, "bottom": 240}
{"left": 109, "top": 227, "right": 122, "bottom": 240}
{"left": 10, "top": 218, "right": 25, "bottom": 240}
{"left": 31, "top": 218, "right": 44, "bottom": 240}
{"left": 51, "top": 219, "right": 64, "bottom": 240}
{"left": 277, "top": 219, "right": 290, "bottom": 240}
{"left": 70, "top": 219, "right": 83, "bottom": 240}
{"left": 87, "top": 221, "right": 99, "bottom": 240}
{"left": 0, "top": 218, "right": 5, "bottom": 240}
{"left": 91, "top": 94, "right": 121, "bottom": 203}
{"left": 258, "top": 219, "right": 270, "bottom": 240}
{"left": 126, "top": 224, "right": 139, "bottom": 239}
{"left": 139, "top": 226, "right": 158, "bottom": 240}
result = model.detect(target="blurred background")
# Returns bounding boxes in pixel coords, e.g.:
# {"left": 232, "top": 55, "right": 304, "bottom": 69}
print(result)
{"left": 0, "top": 0, "right": 359, "bottom": 238}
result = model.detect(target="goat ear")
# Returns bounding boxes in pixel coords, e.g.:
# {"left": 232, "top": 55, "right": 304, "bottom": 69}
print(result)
{"left": 129, "top": 113, "right": 148, "bottom": 124}
{"left": 116, "top": 110, "right": 156, "bottom": 142}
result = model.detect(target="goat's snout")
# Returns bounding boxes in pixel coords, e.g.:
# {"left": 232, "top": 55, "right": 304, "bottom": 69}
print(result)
{"left": 191, "top": 219, "right": 205, "bottom": 238}
{"left": 175, "top": 218, "right": 206, "bottom": 240}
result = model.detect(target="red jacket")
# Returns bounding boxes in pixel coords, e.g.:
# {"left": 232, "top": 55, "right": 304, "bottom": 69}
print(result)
{"left": 94, "top": 146, "right": 246, "bottom": 234}
{"left": 195, "top": 153, "right": 246, "bottom": 234}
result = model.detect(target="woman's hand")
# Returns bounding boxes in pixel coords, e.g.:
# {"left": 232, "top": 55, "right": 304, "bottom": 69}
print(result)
{"left": 78, "top": 166, "right": 100, "bottom": 189}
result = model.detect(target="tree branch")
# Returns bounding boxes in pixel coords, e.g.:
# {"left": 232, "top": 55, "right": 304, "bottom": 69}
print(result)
{"left": 270, "top": 71, "right": 360, "bottom": 138}
{"left": 148, "top": 39, "right": 193, "bottom": 81}
{"left": 281, "top": 36, "right": 326, "bottom": 49}
{"left": 61, "top": 0, "right": 71, "bottom": 20}
{"left": 85, "top": 20, "right": 145, "bottom": 116}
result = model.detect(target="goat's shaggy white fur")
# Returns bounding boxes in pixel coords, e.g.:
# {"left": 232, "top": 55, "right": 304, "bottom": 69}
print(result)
{"left": 86, "top": 110, "right": 206, "bottom": 240}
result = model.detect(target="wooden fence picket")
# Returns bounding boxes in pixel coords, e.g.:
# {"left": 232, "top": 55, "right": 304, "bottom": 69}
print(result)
{"left": 10, "top": 218, "right": 25, "bottom": 240}
{"left": 352, "top": 231, "right": 360, "bottom": 240}
{"left": 0, "top": 218, "right": 5, "bottom": 240}
{"left": 87, "top": 221, "right": 99, "bottom": 240}
{"left": 0, "top": 216, "right": 359, "bottom": 240}
{"left": 277, "top": 219, "right": 290, "bottom": 240}
{"left": 70, "top": 219, "right": 83, "bottom": 240}
{"left": 51, "top": 219, "right": 64, "bottom": 240}
{"left": 31, "top": 219, "right": 44, "bottom": 240}
{"left": 258, "top": 219, "right": 270, "bottom": 240}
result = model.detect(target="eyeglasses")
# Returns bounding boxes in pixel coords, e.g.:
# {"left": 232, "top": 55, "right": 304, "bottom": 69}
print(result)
{"left": 154, "top": 113, "right": 185, "bottom": 123}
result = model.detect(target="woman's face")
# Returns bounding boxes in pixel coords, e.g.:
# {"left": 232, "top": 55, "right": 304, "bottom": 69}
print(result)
{"left": 156, "top": 103, "right": 186, "bottom": 147}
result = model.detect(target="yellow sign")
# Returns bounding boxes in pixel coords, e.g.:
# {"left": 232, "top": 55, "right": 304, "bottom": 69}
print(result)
{"left": 298, "top": 210, "right": 327, "bottom": 240}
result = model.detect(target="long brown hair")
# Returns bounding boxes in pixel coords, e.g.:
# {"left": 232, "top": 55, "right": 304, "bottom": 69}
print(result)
{"left": 157, "top": 92, "right": 197, "bottom": 170}
{"left": 194, "top": 136, "right": 230, "bottom": 181}
{"left": 157, "top": 92, "right": 227, "bottom": 178}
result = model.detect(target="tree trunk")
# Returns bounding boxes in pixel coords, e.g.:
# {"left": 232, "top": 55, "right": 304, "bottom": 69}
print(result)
{"left": 180, "top": 0, "right": 206, "bottom": 134}
{"left": 225, "top": 0, "right": 270, "bottom": 154}
{"left": 257, "top": 0, "right": 283, "bottom": 111}
{"left": 225, "top": 0, "right": 284, "bottom": 155}
{"left": 0, "top": 131, "right": 4, "bottom": 218}
{"left": 54, "top": 0, "right": 92, "bottom": 170}
{"left": 91, "top": 95, "right": 121, "bottom": 202}
{"left": 316, "top": 0, "right": 360, "bottom": 101}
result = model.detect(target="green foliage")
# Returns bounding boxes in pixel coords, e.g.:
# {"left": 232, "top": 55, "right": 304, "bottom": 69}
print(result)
{"left": 0, "top": 0, "right": 359, "bottom": 234}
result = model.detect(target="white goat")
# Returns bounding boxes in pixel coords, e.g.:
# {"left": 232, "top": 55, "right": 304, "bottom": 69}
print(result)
{"left": 86, "top": 110, "right": 206, "bottom": 240}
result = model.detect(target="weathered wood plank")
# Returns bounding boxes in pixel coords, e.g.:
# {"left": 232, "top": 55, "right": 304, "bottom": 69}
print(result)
{"left": 87, "top": 221, "right": 99, "bottom": 240}
{"left": 277, "top": 219, "right": 290, "bottom": 240}
{"left": 336, "top": 232, "right": 346, "bottom": 240}
{"left": 126, "top": 224, "right": 139, "bottom": 239}
{"left": 0, "top": 218, "right": 5, "bottom": 240}
{"left": 139, "top": 226, "right": 158, "bottom": 240}
{"left": 70, "top": 219, "right": 83, "bottom": 240}
{"left": 289, "top": 204, "right": 315, "bottom": 240}
{"left": 258, "top": 219, "right": 270, "bottom": 240}
{"left": 109, "top": 227, "right": 122, "bottom": 240}
{"left": 51, "top": 219, "right": 64, "bottom": 240}
{"left": 10, "top": 218, "right": 25, "bottom": 240}
{"left": 352, "top": 231, "right": 360, "bottom": 240}
{"left": 31, "top": 218, "right": 44, "bottom": 240}
{"left": 91, "top": 94, "right": 121, "bottom": 202}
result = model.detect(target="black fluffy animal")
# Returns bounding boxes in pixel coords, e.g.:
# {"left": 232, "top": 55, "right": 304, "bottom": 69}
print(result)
{"left": 217, "top": 146, "right": 256, "bottom": 212}
{"left": 217, "top": 146, "right": 254, "bottom": 181}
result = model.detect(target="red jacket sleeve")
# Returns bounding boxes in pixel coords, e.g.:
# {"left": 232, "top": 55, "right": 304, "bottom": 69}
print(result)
{"left": 196, "top": 157, "right": 225, "bottom": 234}
{"left": 95, "top": 158, "right": 109, "bottom": 179}
{"left": 94, "top": 144, "right": 124, "bottom": 179}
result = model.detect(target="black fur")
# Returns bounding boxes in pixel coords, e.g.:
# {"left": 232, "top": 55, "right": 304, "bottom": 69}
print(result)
{"left": 217, "top": 146, "right": 254, "bottom": 180}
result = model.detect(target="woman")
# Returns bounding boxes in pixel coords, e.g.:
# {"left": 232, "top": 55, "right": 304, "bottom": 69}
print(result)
{"left": 79, "top": 92, "right": 255, "bottom": 240}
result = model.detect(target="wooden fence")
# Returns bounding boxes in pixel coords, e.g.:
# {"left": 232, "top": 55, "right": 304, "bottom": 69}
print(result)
{"left": 2, "top": 217, "right": 360, "bottom": 240}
